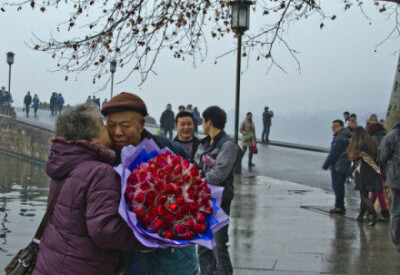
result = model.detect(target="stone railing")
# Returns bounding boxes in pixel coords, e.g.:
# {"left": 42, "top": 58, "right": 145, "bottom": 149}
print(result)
{"left": 0, "top": 106, "right": 16, "bottom": 118}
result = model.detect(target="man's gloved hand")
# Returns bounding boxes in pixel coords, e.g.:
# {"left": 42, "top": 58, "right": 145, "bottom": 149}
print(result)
{"left": 202, "top": 155, "right": 216, "bottom": 167}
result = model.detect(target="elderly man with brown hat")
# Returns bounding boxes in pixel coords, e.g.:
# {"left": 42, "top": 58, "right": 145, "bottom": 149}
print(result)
{"left": 101, "top": 92, "right": 198, "bottom": 275}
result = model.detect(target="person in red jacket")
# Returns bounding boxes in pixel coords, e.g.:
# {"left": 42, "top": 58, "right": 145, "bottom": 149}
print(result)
{"left": 33, "top": 103, "right": 149, "bottom": 275}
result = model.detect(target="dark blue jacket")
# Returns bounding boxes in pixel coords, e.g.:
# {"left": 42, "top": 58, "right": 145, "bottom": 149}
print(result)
{"left": 323, "top": 128, "right": 352, "bottom": 174}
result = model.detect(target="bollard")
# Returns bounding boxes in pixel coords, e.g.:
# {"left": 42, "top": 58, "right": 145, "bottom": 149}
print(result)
{"left": 234, "top": 147, "right": 243, "bottom": 175}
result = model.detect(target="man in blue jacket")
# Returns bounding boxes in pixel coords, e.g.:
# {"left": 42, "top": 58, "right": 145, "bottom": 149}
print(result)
{"left": 101, "top": 92, "right": 198, "bottom": 275}
{"left": 323, "top": 120, "right": 352, "bottom": 214}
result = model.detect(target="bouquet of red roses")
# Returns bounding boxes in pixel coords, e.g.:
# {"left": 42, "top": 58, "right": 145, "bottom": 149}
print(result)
{"left": 115, "top": 138, "right": 229, "bottom": 249}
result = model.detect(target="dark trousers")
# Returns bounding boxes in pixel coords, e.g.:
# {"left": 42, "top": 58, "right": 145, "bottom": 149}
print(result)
{"left": 261, "top": 125, "right": 271, "bottom": 142}
{"left": 161, "top": 128, "right": 173, "bottom": 140}
{"left": 198, "top": 202, "right": 232, "bottom": 275}
{"left": 331, "top": 170, "right": 346, "bottom": 209}
{"left": 242, "top": 146, "right": 253, "bottom": 165}
{"left": 391, "top": 189, "right": 400, "bottom": 245}
{"left": 25, "top": 104, "right": 30, "bottom": 116}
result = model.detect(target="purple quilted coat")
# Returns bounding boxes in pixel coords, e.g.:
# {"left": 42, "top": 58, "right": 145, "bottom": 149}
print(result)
{"left": 33, "top": 138, "right": 147, "bottom": 275}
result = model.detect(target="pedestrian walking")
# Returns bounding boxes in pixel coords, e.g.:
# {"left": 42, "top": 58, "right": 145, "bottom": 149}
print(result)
{"left": 160, "top": 103, "right": 175, "bottom": 140}
{"left": 50, "top": 92, "right": 58, "bottom": 115}
{"left": 261, "top": 106, "right": 273, "bottom": 143}
{"left": 348, "top": 126, "right": 384, "bottom": 226}
{"left": 23, "top": 91, "right": 32, "bottom": 117}
{"left": 101, "top": 92, "right": 198, "bottom": 275}
{"left": 240, "top": 112, "right": 256, "bottom": 168}
{"left": 322, "top": 120, "right": 352, "bottom": 214}
{"left": 366, "top": 122, "right": 390, "bottom": 219}
{"left": 378, "top": 122, "right": 400, "bottom": 251}
{"left": 195, "top": 106, "right": 239, "bottom": 275}
{"left": 32, "top": 103, "right": 149, "bottom": 274}
{"left": 57, "top": 93, "right": 64, "bottom": 115}
{"left": 32, "top": 94, "right": 40, "bottom": 117}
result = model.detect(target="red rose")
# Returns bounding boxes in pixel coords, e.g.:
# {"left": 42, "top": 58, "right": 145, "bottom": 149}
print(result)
{"left": 164, "top": 214, "right": 174, "bottom": 229}
{"left": 142, "top": 215, "right": 153, "bottom": 226}
{"left": 182, "top": 174, "right": 191, "bottom": 183}
{"left": 147, "top": 189, "right": 157, "bottom": 200}
{"left": 168, "top": 203, "right": 179, "bottom": 213}
{"left": 157, "top": 205, "right": 167, "bottom": 216}
{"left": 174, "top": 180, "right": 183, "bottom": 186}
{"left": 127, "top": 174, "right": 139, "bottom": 186}
{"left": 174, "top": 165, "right": 182, "bottom": 176}
{"left": 185, "top": 218, "right": 195, "bottom": 230}
{"left": 133, "top": 206, "right": 145, "bottom": 218}
{"left": 139, "top": 171, "right": 148, "bottom": 182}
{"left": 175, "top": 211, "right": 184, "bottom": 220}
{"left": 193, "top": 223, "right": 207, "bottom": 234}
{"left": 180, "top": 203, "right": 190, "bottom": 215}
{"left": 151, "top": 219, "right": 164, "bottom": 233}
{"left": 172, "top": 155, "right": 182, "bottom": 167}
{"left": 189, "top": 193, "right": 199, "bottom": 201}
{"left": 158, "top": 195, "right": 168, "bottom": 205}
{"left": 163, "top": 230, "right": 174, "bottom": 239}
{"left": 135, "top": 192, "right": 146, "bottom": 204}
{"left": 154, "top": 181, "right": 166, "bottom": 192}
{"left": 186, "top": 187, "right": 195, "bottom": 197}
{"left": 174, "top": 224, "right": 188, "bottom": 234}
{"left": 190, "top": 166, "right": 200, "bottom": 177}
{"left": 145, "top": 197, "right": 156, "bottom": 207}
{"left": 197, "top": 214, "right": 206, "bottom": 224}
{"left": 190, "top": 203, "right": 199, "bottom": 215}
{"left": 140, "top": 182, "right": 150, "bottom": 191}
{"left": 165, "top": 186, "right": 176, "bottom": 195}
{"left": 183, "top": 159, "right": 190, "bottom": 169}
{"left": 175, "top": 187, "right": 183, "bottom": 196}
{"left": 176, "top": 196, "right": 185, "bottom": 205}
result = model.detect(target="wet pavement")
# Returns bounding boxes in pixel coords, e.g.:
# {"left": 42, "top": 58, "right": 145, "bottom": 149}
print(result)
{"left": 1, "top": 108, "right": 399, "bottom": 274}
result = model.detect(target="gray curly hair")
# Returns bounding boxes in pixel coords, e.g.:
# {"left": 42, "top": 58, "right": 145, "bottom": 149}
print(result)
{"left": 55, "top": 103, "right": 101, "bottom": 141}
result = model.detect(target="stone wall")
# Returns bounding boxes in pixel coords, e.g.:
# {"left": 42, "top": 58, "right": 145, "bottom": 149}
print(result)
{"left": 0, "top": 115, "right": 53, "bottom": 163}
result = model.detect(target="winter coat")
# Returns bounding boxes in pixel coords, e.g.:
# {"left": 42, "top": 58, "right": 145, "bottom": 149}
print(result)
{"left": 121, "top": 129, "right": 199, "bottom": 275}
{"left": 160, "top": 109, "right": 175, "bottom": 131}
{"left": 33, "top": 138, "right": 146, "bottom": 275}
{"left": 173, "top": 135, "right": 201, "bottom": 158}
{"left": 378, "top": 122, "right": 400, "bottom": 190}
{"left": 195, "top": 131, "right": 239, "bottom": 203}
{"left": 323, "top": 128, "right": 352, "bottom": 174}
{"left": 240, "top": 119, "right": 256, "bottom": 147}
{"left": 372, "top": 130, "right": 387, "bottom": 143}
{"left": 32, "top": 97, "right": 39, "bottom": 109}
{"left": 57, "top": 96, "right": 65, "bottom": 106}
{"left": 24, "top": 94, "right": 32, "bottom": 105}
{"left": 50, "top": 95, "right": 57, "bottom": 107}
{"left": 263, "top": 111, "right": 274, "bottom": 126}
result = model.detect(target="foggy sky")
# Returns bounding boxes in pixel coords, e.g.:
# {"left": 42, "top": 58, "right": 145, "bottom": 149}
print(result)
{"left": 0, "top": 1, "right": 398, "bottom": 146}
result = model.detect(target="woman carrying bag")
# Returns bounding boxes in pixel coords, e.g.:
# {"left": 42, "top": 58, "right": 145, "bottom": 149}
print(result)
{"left": 240, "top": 112, "right": 256, "bottom": 168}
{"left": 5, "top": 103, "right": 150, "bottom": 275}
{"left": 347, "top": 126, "right": 385, "bottom": 226}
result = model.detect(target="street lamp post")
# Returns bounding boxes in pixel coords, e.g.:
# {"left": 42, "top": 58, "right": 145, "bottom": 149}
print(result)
{"left": 6, "top": 52, "right": 15, "bottom": 106}
{"left": 229, "top": 1, "right": 252, "bottom": 145}
{"left": 110, "top": 60, "right": 117, "bottom": 98}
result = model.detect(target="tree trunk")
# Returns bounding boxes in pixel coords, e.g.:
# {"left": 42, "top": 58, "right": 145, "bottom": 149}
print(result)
{"left": 385, "top": 53, "right": 400, "bottom": 130}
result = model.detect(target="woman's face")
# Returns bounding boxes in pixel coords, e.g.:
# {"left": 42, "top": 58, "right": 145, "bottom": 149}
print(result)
{"left": 92, "top": 119, "right": 112, "bottom": 148}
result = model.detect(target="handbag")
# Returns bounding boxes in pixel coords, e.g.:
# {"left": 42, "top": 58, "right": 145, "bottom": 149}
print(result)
{"left": 5, "top": 180, "right": 65, "bottom": 275}
{"left": 252, "top": 142, "right": 258, "bottom": 154}
{"left": 242, "top": 132, "right": 254, "bottom": 142}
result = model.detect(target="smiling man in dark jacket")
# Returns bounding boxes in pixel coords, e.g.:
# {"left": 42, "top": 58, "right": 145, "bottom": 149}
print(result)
{"left": 323, "top": 119, "right": 352, "bottom": 214}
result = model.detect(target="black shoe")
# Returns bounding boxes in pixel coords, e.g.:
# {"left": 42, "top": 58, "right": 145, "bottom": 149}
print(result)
{"left": 329, "top": 207, "right": 346, "bottom": 215}
{"left": 369, "top": 215, "right": 384, "bottom": 226}
{"left": 356, "top": 213, "right": 364, "bottom": 222}
{"left": 249, "top": 163, "right": 255, "bottom": 167}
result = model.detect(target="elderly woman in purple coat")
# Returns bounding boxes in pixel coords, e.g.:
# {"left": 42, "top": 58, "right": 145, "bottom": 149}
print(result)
{"left": 33, "top": 103, "right": 149, "bottom": 275}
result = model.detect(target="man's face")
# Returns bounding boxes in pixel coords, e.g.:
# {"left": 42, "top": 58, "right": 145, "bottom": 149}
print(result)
{"left": 343, "top": 113, "right": 349, "bottom": 120}
{"left": 203, "top": 118, "right": 211, "bottom": 135}
{"left": 106, "top": 111, "right": 145, "bottom": 151}
{"left": 349, "top": 119, "right": 356, "bottom": 129}
{"left": 331, "top": 122, "right": 343, "bottom": 134}
{"left": 167, "top": 104, "right": 172, "bottom": 110}
{"left": 176, "top": 116, "right": 194, "bottom": 141}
